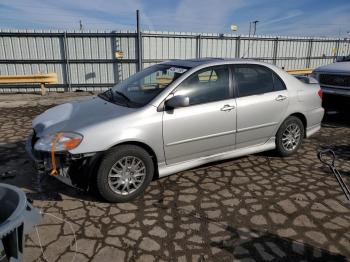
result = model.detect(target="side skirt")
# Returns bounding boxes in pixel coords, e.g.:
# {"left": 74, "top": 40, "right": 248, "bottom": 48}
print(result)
{"left": 306, "top": 124, "right": 321, "bottom": 138}
{"left": 158, "top": 137, "right": 276, "bottom": 178}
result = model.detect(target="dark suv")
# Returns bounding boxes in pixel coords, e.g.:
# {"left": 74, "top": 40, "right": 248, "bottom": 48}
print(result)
{"left": 312, "top": 56, "right": 350, "bottom": 98}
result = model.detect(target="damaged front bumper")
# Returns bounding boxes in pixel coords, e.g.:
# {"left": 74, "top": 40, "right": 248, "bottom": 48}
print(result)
{"left": 25, "top": 132, "right": 96, "bottom": 189}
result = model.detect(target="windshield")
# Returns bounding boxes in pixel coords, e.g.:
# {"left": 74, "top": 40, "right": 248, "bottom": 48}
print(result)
{"left": 337, "top": 55, "right": 350, "bottom": 62}
{"left": 100, "top": 64, "right": 189, "bottom": 107}
{"left": 342, "top": 55, "right": 350, "bottom": 62}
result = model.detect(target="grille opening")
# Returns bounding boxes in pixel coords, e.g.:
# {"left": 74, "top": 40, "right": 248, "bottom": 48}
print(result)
{"left": 319, "top": 74, "right": 350, "bottom": 87}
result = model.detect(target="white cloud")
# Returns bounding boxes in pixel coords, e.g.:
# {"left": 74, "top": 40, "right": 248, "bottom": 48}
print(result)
{"left": 173, "top": 0, "right": 246, "bottom": 32}
{"left": 260, "top": 9, "right": 303, "bottom": 27}
{"left": 0, "top": 0, "right": 143, "bottom": 30}
{"left": 258, "top": 5, "right": 350, "bottom": 37}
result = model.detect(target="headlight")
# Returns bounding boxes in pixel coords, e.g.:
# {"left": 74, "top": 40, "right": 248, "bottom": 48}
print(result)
{"left": 34, "top": 132, "right": 83, "bottom": 152}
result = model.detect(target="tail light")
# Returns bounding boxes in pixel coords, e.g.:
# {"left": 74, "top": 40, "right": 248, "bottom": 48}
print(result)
{"left": 318, "top": 89, "right": 323, "bottom": 99}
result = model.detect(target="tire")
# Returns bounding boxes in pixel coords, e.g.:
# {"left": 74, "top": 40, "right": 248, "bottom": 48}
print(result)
{"left": 276, "top": 116, "right": 304, "bottom": 157}
{"left": 96, "top": 145, "right": 154, "bottom": 202}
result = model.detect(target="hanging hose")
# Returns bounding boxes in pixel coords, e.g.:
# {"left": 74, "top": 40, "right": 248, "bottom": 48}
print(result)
{"left": 318, "top": 149, "right": 350, "bottom": 201}
{"left": 50, "top": 133, "right": 62, "bottom": 177}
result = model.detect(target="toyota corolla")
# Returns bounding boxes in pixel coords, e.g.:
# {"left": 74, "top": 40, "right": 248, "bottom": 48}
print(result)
{"left": 26, "top": 58, "right": 324, "bottom": 202}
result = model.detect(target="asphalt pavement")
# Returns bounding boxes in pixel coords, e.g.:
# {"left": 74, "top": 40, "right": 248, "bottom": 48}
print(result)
{"left": 0, "top": 93, "right": 349, "bottom": 262}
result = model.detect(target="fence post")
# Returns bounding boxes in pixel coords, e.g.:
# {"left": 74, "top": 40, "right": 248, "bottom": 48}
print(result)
{"left": 306, "top": 38, "right": 313, "bottom": 68}
{"left": 335, "top": 39, "right": 341, "bottom": 59}
{"left": 196, "top": 34, "right": 202, "bottom": 59}
{"left": 62, "top": 32, "right": 71, "bottom": 92}
{"left": 235, "top": 36, "right": 241, "bottom": 58}
{"left": 272, "top": 37, "right": 278, "bottom": 65}
{"left": 136, "top": 10, "right": 143, "bottom": 72}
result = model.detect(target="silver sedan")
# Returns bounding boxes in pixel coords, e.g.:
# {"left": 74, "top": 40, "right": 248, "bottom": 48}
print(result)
{"left": 26, "top": 58, "right": 324, "bottom": 202}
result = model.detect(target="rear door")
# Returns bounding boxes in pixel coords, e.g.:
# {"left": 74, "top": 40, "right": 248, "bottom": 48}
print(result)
{"left": 233, "top": 64, "right": 289, "bottom": 148}
{"left": 162, "top": 65, "right": 237, "bottom": 164}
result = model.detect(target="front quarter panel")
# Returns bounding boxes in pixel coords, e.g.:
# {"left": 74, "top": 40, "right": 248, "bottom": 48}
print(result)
{"left": 69, "top": 105, "right": 165, "bottom": 163}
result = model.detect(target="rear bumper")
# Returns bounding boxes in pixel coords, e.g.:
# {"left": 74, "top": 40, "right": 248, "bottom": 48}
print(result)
{"left": 25, "top": 133, "right": 90, "bottom": 188}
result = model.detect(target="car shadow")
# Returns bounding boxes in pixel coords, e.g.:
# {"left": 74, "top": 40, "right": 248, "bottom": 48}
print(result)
{"left": 322, "top": 97, "right": 350, "bottom": 128}
{"left": 210, "top": 224, "right": 346, "bottom": 261}
{"left": 319, "top": 144, "right": 350, "bottom": 162}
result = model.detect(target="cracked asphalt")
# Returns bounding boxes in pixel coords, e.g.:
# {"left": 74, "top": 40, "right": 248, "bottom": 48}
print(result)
{"left": 0, "top": 93, "right": 349, "bottom": 262}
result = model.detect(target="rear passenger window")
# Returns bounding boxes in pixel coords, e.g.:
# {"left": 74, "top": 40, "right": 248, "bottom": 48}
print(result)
{"left": 273, "top": 73, "right": 286, "bottom": 91}
{"left": 234, "top": 65, "right": 284, "bottom": 97}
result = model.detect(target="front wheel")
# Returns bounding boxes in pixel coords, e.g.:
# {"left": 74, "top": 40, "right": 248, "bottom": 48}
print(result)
{"left": 276, "top": 116, "right": 304, "bottom": 157}
{"left": 96, "top": 145, "right": 154, "bottom": 202}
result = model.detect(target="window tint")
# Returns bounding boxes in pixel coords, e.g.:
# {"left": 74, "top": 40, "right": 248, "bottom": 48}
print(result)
{"left": 234, "top": 65, "right": 274, "bottom": 97}
{"left": 273, "top": 73, "right": 286, "bottom": 91}
{"left": 174, "top": 66, "right": 230, "bottom": 106}
{"left": 198, "top": 70, "right": 218, "bottom": 82}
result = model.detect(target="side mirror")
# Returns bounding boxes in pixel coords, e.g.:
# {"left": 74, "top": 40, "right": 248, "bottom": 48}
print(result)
{"left": 165, "top": 95, "right": 190, "bottom": 109}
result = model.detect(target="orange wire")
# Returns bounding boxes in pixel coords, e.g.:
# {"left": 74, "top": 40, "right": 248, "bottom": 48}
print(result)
{"left": 50, "top": 133, "right": 62, "bottom": 176}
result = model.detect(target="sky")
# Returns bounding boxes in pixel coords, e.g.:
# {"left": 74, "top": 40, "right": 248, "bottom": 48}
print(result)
{"left": 0, "top": 0, "right": 350, "bottom": 37}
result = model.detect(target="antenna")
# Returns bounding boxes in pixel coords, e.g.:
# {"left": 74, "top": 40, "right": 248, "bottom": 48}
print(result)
{"left": 79, "top": 20, "right": 83, "bottom": 31}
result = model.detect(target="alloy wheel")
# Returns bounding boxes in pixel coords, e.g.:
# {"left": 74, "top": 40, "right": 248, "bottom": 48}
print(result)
{"left": 281, "top": 123, "right": 301, "bottom": 151}
{"left": 107, "top": 156, "right": 146, "bottom": 195}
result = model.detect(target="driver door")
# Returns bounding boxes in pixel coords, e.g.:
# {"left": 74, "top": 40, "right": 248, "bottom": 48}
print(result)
{"left": 162, "top": 65, "right": 237, "bottom": 165}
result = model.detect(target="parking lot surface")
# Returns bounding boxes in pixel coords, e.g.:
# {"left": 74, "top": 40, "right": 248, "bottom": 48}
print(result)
{"left": 0, "top": 93, "right": 350, "bottom": 262}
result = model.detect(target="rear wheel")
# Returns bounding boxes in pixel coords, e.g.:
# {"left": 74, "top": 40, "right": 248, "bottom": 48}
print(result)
{"left": 96, "top": 145, "right": 154, "bottom": 202}
{"left": 276, "top": 116, "right": 304, "bottom": 157}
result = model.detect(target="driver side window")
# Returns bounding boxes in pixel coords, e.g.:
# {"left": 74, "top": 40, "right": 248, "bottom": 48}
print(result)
{"left": 174, "top": 66, "right": 230, "bottom": 106}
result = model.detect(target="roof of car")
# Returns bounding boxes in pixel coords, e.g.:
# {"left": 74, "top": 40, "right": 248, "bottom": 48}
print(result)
{"left": 162, "top": 58, "right": 245, "bottom": 68}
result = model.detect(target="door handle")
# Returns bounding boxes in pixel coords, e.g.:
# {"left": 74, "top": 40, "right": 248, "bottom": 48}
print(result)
{"left": 275, "top": 95, "right": 287, "bottom": 101}
{"left": 220, "top": 104, "right": 235, "bottom": 111}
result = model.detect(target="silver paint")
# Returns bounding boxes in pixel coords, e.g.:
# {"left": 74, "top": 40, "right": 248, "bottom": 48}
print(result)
{"left": 30, "top": 59, "right": 324, "bottom": 179}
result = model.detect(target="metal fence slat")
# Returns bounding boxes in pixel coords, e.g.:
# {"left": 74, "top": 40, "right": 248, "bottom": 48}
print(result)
{"left": 0, "top": 29, "right": 347, "bottom": 92}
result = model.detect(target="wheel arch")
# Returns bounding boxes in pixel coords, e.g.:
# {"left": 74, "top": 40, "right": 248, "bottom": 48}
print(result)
{"left": 86, "top": 140, "right": 160, "bottom": 190}
{"left": 86, "top": 140, "right": 160, "bottom": 191}
{"left": 279, "top": 112, "right": 307, "bottom": 138}
{"left": 109, "top": 141, "right": 159, "bottom": 179}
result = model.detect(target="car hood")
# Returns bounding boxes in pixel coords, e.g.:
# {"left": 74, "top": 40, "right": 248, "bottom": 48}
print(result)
{"left": 32, "top": 96, "right": 136, "bottom": 137}
{"left": 314, "top": 61, "right": 350, "bottom": 74}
